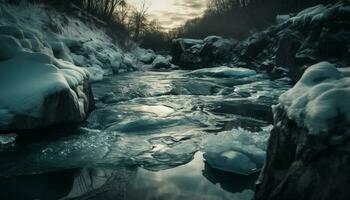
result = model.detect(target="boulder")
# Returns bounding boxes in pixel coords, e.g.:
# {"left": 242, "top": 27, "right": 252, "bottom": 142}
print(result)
{"left": 201, "top": 36, "right": 237, "bottom": 64}
{"left": 229, "top": 3, "right": 350, "bottom": 82}
{"left": 255, "top": 106, "right": 350, "bottom": 200}
{"left": 171, "top": 38, "right": 204, "bottom": 69}
{"left": 255, "top": 62, "right": 350, "bottom": 200}
{"left": 241, "top": 32, "right": 270, "bottom": 61}
{"left": 0, "top": 28, "right": 94, "bottom": 131}
{"left": 152, "top": 55, "right": 172, "bottom": 69}
{"left": 275, "top": 30, "right": 303, "bottom": 80}
{"left": 171, "top": 36, "right": 236, "bottom": 69}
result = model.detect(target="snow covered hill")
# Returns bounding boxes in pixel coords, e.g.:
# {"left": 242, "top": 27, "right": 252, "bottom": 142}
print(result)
{"left": 0, "top": 2, "right": 147, "bottom": 131}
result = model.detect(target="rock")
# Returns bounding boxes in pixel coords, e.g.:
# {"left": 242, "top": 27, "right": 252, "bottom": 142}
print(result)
{"left": 171, "top": 36, "right": 236, "bottom": 69}
{"left": 201, "top": 36, "right": 237, "bottom": 64}
{"left": 275, "top": 30, "right": 302, "bottom": 80}
{"left": 255, "top": 106, "right": 350, "bottom": 200}
{"left": 319, "top": 30, "right": 350, "bottom": 59}
{"left": 241, "top": 32, "right": 270, "bottom": 61}
{"left": 152, "top": 55, "right": 172, "bottom": 69}
{"left": 0, "top": 27, "right": 94, "bottom": 131}
{"left": 100, "top": 92, "right": 118, "bottom": 104}
{"left": 255, "top": 62, "right": 350, "bottom": 200}
{"left": 171, "top": 38, "right": 204, "bottom": 69}
{"left": 230, "top": 3, "right": 350, "bottom": 83}
{"left": 135, "top": 48, "right": 156, "bottom": 64}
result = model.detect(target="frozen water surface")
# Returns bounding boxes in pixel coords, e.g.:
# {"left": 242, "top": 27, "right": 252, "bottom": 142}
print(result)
{"left": 0, "top": 69, "right": 290, "bottom": 199}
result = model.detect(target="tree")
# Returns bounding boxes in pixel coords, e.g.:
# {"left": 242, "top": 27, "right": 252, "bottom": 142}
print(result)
{"left": 128, "top": 0, "right": 150, "bottom": 41}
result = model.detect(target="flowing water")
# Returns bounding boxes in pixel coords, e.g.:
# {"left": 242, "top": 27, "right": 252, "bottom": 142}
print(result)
{"left": 0, "top": 69, "right": 290, "bottom": 200}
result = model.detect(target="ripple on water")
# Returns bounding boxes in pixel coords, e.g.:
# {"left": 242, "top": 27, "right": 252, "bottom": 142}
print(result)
{"left": 0, "top": 70, "right": 291, "bottom": 199}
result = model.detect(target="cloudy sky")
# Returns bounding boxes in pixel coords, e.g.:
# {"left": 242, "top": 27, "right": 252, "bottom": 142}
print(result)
{"left": 127, "top": 0, "right": 208, "bottom": 31}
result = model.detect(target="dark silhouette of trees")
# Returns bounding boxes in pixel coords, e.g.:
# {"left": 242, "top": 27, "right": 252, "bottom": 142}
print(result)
{"left": 128, "top": 0, "right": 150, "bottom": 41}
{"left": 176, "top": 0, "right": 340, "bottom": 39}
{"left": 4, "top": 0, "right": 128, "bottom": 25}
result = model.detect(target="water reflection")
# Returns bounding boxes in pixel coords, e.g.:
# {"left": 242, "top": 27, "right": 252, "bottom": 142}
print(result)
{"left": 0, "top": 168, "right": 76, "bottom": 200}
{"left": 203, "top": 162, "right": 259, "bottom": 194}
{"left": 127, "top": 152, "right": 254, "bottom": 200}
{"left": 0, "top": 153, "right": 255, "bottom": 200}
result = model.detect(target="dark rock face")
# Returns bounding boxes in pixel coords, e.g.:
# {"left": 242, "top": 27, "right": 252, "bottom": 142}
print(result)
{"left": 171, "top": 36, "right": 237, "bottom": 69}
{"left": 230, "top": 3, "right": 350, "bottom": 82}
{"left": 241, "top": 33, "right": 271, "bottom": 61}
{"left": 255, "top": 106, "right": 350, "bottom": 200}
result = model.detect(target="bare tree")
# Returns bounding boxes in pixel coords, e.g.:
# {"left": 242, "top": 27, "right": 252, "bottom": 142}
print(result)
{"left": 128, "top": 0, "right": 150, "bottom": 40}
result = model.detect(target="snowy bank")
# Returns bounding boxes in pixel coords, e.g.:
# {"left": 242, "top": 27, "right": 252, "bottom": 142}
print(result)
{"left": 0, "top": 3, "right": 138, "bottom": 82}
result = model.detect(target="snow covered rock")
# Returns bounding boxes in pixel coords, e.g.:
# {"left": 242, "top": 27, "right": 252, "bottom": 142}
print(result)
{"left": 240, "top": 32, "right": 270, "bottom": 61}
{"left": 0, "top": 26, "right": 94, "bottom": 130}
{"left": 171, "top": 36, "right": 236, "bottom": 69}
{"left": 151, "top": 55, "right": 172, "bottom": 69}
{"left": 133, "top": 48, "right": 156, "bottom": 64}
{"left": 202, "top": 36, "right": 237, "bottom": 62}
{"left": 255, "top": 62, "right": 350, "bottom": 200}
{"left": 279, "top": 62, "right": 350, "bottom": 134}
{"left": 230, "top": 2, "right": 350, "bottom": 82}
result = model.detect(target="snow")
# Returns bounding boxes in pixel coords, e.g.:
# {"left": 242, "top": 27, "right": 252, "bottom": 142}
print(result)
{"left": 132, "top": 47, "right": 156, "bottom": 64}
{"left": 0, "top": 49, "right": 86, "bottom": 120}
{"left": 276, "top": 15, "right": 291, "bottom": 24}
{"left": 202, "top": 126, "right": 271, "bottom": 175}
{"left": 0, "top": 133, "right": 17, "bottom": 145}
{"left": 0, "top": 2, "right": 138, "bottom": 79}
{"left": 152, "top": 55, "right": 172, "bottom": 69}
{"left": 84, "top": 65, "right": 105, "bottom": 82}
{"left": 289, "top": 3, "right": 349, "bottom": 26}
{"left": 279, "top": 62, "right": 350, "bottom": 134}
{"left": 291, "top": 4, "right": 327, "bottom": 24}
{"left": 189, "top": 66, "right": 257, "bottom": 78}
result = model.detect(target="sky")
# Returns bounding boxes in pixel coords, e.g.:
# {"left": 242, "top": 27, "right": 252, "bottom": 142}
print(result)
{"left": 127, "top": 0, "right": 208, "bottom": 31}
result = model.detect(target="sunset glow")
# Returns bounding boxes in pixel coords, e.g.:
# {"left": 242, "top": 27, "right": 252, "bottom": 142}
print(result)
{"left": 127, "top": 0, "right": 208, "bottom": 31}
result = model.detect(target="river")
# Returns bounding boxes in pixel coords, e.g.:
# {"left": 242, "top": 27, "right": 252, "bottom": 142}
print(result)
{"left": 0, "top": 68, "right": 290, "bottom": 200}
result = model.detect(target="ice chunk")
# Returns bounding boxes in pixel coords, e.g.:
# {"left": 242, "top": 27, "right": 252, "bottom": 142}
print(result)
{"left": 205, "top": 150, "right": 257, "bottom": 175}
{"left": 202, "top": 126, "right": 271, "bottom": 175}
{"left": 128, "top": 105, "right": 175, "bottom": 117}
{"left": 279, "top": 62, "right": 350, "bottom": 134}
{"left": 189, "top": 66, "right": 256, "bottom": 78}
